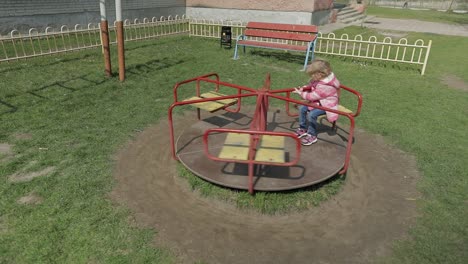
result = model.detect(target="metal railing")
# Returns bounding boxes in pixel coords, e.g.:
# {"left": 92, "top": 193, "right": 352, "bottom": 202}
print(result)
{"left": 112, "top": 15, "right": 189, "bottom": 43}
{"left": 0, "top": 16, "right": 432, "bottom": 75}
{"left": 0, "top": 15, "right": 189, "bottom": 62}
{"left": 0, "top": 24, "right": 102, "bottom": 62}
{"left": 315, "top": 33, "right": 432, "bottom": 75}
{"left": 189, "top": 19, "right": 245, "bottom": 39}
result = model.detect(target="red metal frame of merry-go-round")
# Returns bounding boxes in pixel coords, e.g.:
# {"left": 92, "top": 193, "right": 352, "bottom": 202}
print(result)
{"left": 168, "top": 73, "right": 363, "bottom": 194}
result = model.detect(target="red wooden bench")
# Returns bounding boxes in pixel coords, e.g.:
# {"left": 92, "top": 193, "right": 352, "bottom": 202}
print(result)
{"left": 233, "top": 22, "right": 319, "bottom": 70}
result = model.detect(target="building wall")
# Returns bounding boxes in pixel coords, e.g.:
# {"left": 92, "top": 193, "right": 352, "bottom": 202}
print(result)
{"left": 0, "top": 0, "right": 186, "bottom": 34}
{"left": 186, "top": 0, "right": 334, "bottom": 25}
{"left": 0, "top": 0, "right": 336, "bottom": 34}
{"left": 187, "top": 8, "right": 332, "bottom": 25}
{"left": 187, "top": 0, "right": 316, "bottom": 12}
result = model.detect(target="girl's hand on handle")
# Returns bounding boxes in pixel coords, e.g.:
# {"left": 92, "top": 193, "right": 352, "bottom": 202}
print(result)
{"left": 293, "top": 86, "right": 303, "bottom": 95}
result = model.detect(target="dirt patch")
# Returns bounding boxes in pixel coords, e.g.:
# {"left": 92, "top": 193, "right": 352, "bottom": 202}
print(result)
{"left": 0, "top": 143, "right": 14, "bottom": 163}
{"left": 441, "top": 74, "right": 468, "bottom": 92}
{"left": 112, "top": 114, "right": 421, "bottom": 264}
{"left": 14, "top": 133, "right": 33, "bottom": 140}
{"left": 17, "top": 192, "right": 43, "bottom": 205}
{"left": 8, "top": 166, "right": 55, "bottom": 183}
{"left": 0, "top": 143, "right": 13, "bottom": 155}
{"left": 379, "top": 31, "right": 408, "bottom": 40}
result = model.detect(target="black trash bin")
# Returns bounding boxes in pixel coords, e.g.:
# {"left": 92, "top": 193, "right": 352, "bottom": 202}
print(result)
{"left": 220, "top": 26, "right": 232, "bottom": 48}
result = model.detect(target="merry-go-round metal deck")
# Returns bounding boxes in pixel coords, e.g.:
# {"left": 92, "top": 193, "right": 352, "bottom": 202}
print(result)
{"left": 175, "top": 108, "right": 349, "bottom": 191}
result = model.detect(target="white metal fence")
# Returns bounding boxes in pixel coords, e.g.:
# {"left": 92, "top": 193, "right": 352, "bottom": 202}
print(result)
{"left": 0, "top": 16, "right": 432, "bottom": 75}
{"left": 189, "top": 19, "right": 246, "bottom": 39}
{"left": 315, "top": 33, "right": 432, "bottom": 75}
{"left": 0, "top": 25, "right": 102, "bottom": 62}
{"left": 117, "top": 15, "right": 189, "bottom": 43}
{"left": 0, "top": 15, "right": 189, "bottom": 62}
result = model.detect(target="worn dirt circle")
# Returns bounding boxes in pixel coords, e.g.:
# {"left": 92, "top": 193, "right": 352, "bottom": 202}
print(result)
{"left": 111, "top": 112, "right": 420, "bottom": 264}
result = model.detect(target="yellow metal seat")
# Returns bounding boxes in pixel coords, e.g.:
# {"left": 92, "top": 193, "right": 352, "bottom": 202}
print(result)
{"left": 255, "top": 135, "right": 285, "bottom": 163}
{"left": 218, "top": 133, "right": 285, "bottom": 163}
{"left": 218, "top": 133, "right": 250, "bottom": 161}
{"left": 318, "top": 104, "right": 352, "bottom": 122}
{"left": 183, "top": 91, "right": 238, "bottom": 112}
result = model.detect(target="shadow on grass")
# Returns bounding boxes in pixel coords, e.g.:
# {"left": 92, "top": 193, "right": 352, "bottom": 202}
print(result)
{"left": 1, "top": 57, "right": 185, "bottom": 116}
{"left": 27, "top": 75, "right": 107, "bottom": 99}
{"left": 0, "top": 54, "right": 96, "bottom": 74}
{"left": 126, "top": 58, "right": 185, "bottom": 77}
{"left": 249, "top": 50, "right": 306, "bottom": 65}
{"left": 0, "top": 99, "right": 17, "bottom": 114}
{"left": 0, "top": 73, "right": 110, "bottom": 116}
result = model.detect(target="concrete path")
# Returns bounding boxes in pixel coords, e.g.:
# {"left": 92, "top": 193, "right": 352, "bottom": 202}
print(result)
{"left": 320, "top": 17, "right": 468, "bottom": 37}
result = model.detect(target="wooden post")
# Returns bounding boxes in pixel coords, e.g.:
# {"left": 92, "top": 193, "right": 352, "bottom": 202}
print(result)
{"left": 99, "top": 0, "right": 112, "bottom": 77}
{"left": 115, "top": 0, "right": 125, "bottom": 81}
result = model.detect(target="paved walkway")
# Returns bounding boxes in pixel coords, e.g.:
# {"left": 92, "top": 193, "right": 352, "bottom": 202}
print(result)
{"left": 320, "top": 17, "right": 468, "bottom": 37}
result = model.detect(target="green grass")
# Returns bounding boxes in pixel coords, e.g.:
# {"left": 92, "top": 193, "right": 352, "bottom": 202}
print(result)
{"left": 367, "top": 6, "right": 468, "bottom": 24}
{"left": 1, "top": 27, "right": 467, "bottom": 264}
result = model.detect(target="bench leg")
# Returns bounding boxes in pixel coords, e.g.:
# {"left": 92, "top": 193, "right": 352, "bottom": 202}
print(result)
{"left": 233, "top": 43, "right": 240, "bottom": 59}
{"left": 303, "top": 56, "right": 309, "bottom": 71}
{"left": 233, "top": 44, "right": 246, "bottom": 60}
{"left": 303, "top": 52, "right": 310, "bottom": 71}
{"left": 303, "top": 42, "right": 315, "bottom": 71}
{"left": 310, "top": 42, "right": 316, "bottom": 61}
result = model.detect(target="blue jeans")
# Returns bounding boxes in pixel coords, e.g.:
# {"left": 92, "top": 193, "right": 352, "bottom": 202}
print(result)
{"left": 299, "top": 105, "right": 325, "bottom": 136}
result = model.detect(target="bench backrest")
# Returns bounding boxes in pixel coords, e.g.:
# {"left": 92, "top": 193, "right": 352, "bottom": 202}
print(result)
{"left": 245, "top": 22, "right": 318, "bottom": 42}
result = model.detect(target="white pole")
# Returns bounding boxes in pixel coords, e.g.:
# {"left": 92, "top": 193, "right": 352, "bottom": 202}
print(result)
{"left": 421, "top": 40, "right": 432, "bottom": 76}
{"left": 99, "top": 0, "right": 107, "bottom": 21}
{"left": 99, "top": 0, "right": 106, "bottom": 53}
{"left": 99, "top": 0, "right": 112, "bottom": 76}
{"left": 115, "top": 0, "right": 122, "bottom": 22}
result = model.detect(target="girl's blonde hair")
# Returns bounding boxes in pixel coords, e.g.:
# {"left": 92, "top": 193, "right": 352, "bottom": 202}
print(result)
{"left": 306, "top": 59, "right": 332, "bottom": 77}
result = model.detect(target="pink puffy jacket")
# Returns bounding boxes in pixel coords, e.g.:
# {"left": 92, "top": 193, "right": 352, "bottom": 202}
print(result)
{"left": 299, "top": 72, "right": 340, "bottom": 122}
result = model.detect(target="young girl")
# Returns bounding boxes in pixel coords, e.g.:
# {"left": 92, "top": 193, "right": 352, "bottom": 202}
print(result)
{"left": 293, "top": 59, "right": 340, "bottom": 145}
